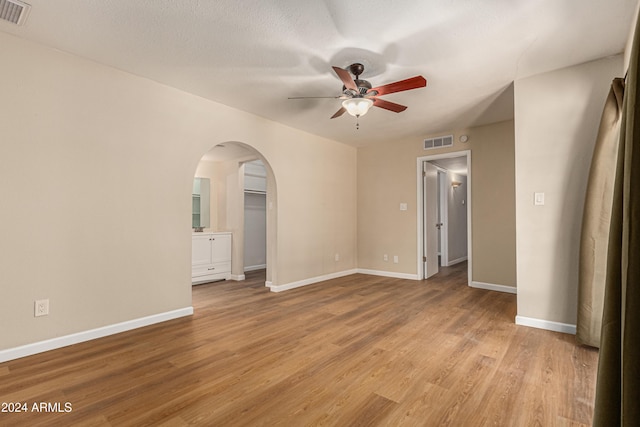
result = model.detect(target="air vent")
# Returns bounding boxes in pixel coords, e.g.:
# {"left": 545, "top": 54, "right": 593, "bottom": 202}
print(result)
{"left": 424, "top": 135, "right": 453, "bottom": 150}
{"left": 0, "top": 0, "right": 30, "bottom": 25}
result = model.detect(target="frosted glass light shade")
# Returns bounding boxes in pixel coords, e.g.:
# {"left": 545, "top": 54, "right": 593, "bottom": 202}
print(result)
{"left": 342, "top": 98, "right": 373, "bottom": 117}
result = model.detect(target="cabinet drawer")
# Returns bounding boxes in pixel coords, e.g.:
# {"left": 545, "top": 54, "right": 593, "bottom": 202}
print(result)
{"left": 192, "top": 261, "right": 231, "bottom": 278}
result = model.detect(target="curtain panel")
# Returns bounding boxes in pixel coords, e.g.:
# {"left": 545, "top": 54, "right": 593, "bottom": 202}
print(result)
{"left": 593, "top": 11, "right": 640, "bottom": 425}
{"left": 577, "top": 78, "right": 624, "bottom": 348}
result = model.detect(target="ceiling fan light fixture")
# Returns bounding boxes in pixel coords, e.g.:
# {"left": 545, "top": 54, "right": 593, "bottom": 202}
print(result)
{"left": 342, "top": 97, "right": 373, "bottom": 117}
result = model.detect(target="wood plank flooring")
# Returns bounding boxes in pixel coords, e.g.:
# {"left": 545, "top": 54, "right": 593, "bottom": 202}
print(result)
{"left": 0, "top": 264, "right": 599, "bottom": 426}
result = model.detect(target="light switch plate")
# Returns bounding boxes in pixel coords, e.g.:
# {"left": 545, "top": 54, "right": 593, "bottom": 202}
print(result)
{"left": 400, "top": 203, "right": 407, "bottom": 211}
{"left": 534, "top": 192, "right": 545, "bottom": 206}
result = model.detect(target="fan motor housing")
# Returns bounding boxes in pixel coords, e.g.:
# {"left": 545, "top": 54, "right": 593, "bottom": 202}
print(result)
{"left": 348, "top": 63, "right": 365, "bottom": 77}
{"left": 340, "top": 63, "right": 373, "bottom": 95}
{"left": 342, "top": 79, "right": 372, "bottom": 95}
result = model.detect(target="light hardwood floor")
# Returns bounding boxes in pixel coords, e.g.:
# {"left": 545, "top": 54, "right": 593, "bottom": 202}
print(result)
{"left": 0, "top": 263, "right": 598, "bottom": 426}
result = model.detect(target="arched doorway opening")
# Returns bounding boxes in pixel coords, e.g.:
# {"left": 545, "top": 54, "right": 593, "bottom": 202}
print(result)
{"left": 191, "top": 141, "right": 277, "bottom": 287}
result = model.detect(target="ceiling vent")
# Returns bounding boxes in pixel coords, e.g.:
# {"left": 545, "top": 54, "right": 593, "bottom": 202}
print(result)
{"left": 424, "top": 135, "right": 453, "bottom": 150}
{"left": 0, "top": 0, "right": 30, "bottom": 25}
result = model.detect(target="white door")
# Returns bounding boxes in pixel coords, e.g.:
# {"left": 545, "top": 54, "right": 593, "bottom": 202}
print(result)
{"left": 438, "top": 170, "right": 449, "bottom": 267}
{"left": 423, "top": 162, "right": 439, "bottom": 278}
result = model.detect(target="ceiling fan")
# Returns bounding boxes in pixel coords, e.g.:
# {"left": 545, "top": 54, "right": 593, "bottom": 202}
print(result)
{"left": 289, "top": 63, "right": 427, "bottom": 127}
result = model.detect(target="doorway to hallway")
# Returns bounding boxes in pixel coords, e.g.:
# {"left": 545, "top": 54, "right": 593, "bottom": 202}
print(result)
{"left": 417, "top": 151, "right": 471, "bottom": 283}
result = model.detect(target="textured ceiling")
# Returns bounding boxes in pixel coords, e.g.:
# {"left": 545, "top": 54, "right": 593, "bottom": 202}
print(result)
{"left": 1, "top": 0, "right": 637, "bottom": 147}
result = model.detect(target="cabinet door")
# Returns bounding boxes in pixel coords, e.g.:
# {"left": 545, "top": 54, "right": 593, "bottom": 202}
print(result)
{"left": 192, "top": 234, "right": 214, "bottom": 267}
{"left": 211, "top": 234, "right": 231, "bottom": 263}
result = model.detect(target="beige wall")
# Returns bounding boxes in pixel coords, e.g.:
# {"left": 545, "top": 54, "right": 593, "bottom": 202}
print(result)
{"left": 0, "top": 32, "right": 357, "bottom": 350}
{"left": 357, "top": 120, "right": 517, "bottom": 287}
{"left": 514, "top": 55, "right": 623, "bottom": 326}
{"left": 625, "top": 1, "right": 640, "bottom": 70}
{"left": 470, "top": 121, "right": 517, "bottom": 287}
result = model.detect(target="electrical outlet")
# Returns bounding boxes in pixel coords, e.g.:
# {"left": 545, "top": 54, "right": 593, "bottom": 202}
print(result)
{"left": 393, "top": 255, "right": 399, "bottom": 264}
{"left": 334, "top": 253, "right": 340, "bottom": 262}
{"left": 35, "top": 299, "right": 49, "bottom": 317}
{"left": 383, "top": 254, "right": 388, "bottom": 262}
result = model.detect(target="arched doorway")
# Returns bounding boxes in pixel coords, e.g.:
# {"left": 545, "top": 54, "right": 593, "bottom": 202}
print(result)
{"left": 192, "top": 141, "right": 277, "bottom": 287}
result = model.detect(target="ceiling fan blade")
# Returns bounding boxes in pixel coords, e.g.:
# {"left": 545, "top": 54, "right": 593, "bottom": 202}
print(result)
{"left": 369, "top": 76, "right": 426, "bottom": 96}
{"left": 332, "top": 66, "right": 358, "bottom": 92}
{"left": 331, "top": 107, "right": 346, "bottom": 119}
{"left": 373, "top": 98, "right": 408, "bottom": 113}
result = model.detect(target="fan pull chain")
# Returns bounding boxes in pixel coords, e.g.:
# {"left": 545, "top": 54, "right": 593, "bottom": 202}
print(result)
{"left": 356, "top": 115, "right": 361, "bottom": 130}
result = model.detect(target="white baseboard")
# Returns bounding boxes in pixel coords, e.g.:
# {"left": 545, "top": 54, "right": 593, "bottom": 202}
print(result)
{"left": 265, "top": 281, "right": 272, "bottom": 287}
{"left": 356, "top": 269, "right": 420, "bottom": 280}
{"left": 515, "top": 315, "right": 576, "bottom": 335}
{"left": 229, "top": 274, "right": 245, "bottom": 281}
{"left": 269, "top": 269, "right": 358, "bottom": 293}
{"left": 0, "top": 307, "right": 194, "bottom": 363}
{"left": 471, "top": 281, "right": 517, "bottom": 294}
{"left": 446, "top": 256, "right": 468, "bottom": 267}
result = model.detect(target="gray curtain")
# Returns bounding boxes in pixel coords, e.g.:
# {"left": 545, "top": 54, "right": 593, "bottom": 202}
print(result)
{"left": 577, "top": 78, "right": 624, "bottom": 347}
{"left": 593, "top": 11, "right": 640, "bottom": 426}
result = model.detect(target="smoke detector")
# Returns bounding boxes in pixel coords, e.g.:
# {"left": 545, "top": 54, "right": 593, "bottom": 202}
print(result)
{"left": 0, "top": 0, "right": 31, "bottom": 25}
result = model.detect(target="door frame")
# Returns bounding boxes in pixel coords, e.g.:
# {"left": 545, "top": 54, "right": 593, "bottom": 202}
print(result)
{"left": 416, "top": 150, "right": 472, "bottom": 283}
{"left": 193, "top": 142, "right": 278, "bottom": 287}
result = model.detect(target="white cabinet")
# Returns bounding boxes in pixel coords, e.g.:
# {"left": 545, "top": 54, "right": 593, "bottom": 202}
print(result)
{"left": 192, "top": 232, "right": 231, "bottom": 284}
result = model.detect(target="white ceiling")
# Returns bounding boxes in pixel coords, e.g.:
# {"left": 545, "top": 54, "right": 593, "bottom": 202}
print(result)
{"left": 1, "top": 0, "right": 636, "bottom": 147}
